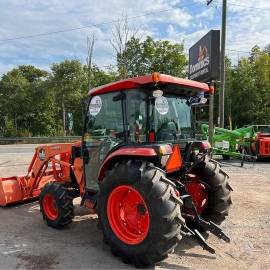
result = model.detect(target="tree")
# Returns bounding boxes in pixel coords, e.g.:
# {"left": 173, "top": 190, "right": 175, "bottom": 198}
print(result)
{"left": 87, "top": 65, "right": 117, "bottom": 87}
{"left": 16, "top": 65, "right": 48, "bottom": 82}
{"left": 117, "top": 36, "right": 187, "bottom": 78}
{"left": 263, "top": 44, "right": 270, "bottom": 55}
{"left": 0, "top": 65, "right": 51, "bottom": 136}
{"left": 1, "top": 42, "right": 268, "bottom": 137}
{"left": 230, "top": 45, "right": 270, "bottom": 127}
{"left": 50, "top": 60, "right": 87, "bottom": 135}
{"left": 110, "top": 15, "right": 140, "bottom": 79}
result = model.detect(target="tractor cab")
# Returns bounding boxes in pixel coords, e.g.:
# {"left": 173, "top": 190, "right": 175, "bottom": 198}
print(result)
{"left": 83, "top": 73, "right": 210, "bottom": 190}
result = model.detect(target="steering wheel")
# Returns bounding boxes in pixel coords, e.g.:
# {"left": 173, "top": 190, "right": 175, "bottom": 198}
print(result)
{"left": 156, "top": 121, "right": 177, "bottom": 141}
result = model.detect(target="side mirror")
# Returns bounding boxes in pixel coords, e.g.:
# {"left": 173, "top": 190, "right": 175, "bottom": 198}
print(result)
{"left": 199, "top": 97, "right": 208, "bottom": 104}
{"left": 189, "top": 96, "right": 208, "bottom": 106}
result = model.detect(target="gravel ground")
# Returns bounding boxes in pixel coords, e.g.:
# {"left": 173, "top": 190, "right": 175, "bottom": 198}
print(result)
{"left": 0, "top": 144, "right": 270, "bottom": 270}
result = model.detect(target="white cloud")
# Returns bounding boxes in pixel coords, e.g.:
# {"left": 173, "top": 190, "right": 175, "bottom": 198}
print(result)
{"left": 0, "top": 63, "right": 16, "bottom": 76}
{"left": 225, "top": 0, "right": 270, "bottom": 62}
{"left": 0, "top": 0, "right": 269, "bottom": 75}
{"left": 0, "top": 0, "right": 193, "bottom": 74}
{"left": 181, "top": 28, "right": 210, "bottom": 51}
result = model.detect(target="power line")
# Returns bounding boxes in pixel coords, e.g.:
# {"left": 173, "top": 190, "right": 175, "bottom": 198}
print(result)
{"left": 228, "top": 2, "right": 270, "bottom": 13}
{"left": 0, "top": 2, "right": 269, "bottom": 45}
{"left": 0, "top": 3, "right": 200, "bottom": 43}
{"left": 213, "top": 1, "right": 270, "bottom": 13}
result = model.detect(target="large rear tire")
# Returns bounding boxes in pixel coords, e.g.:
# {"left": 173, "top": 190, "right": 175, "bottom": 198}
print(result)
{"left": 39, "top": 182, "right": 74, "bottom": 228}
{"left": 98, "top": 160, "right": 184, "bottom": 267}
{"left": 192, "top": 156, "right": 233, "bottom": 224}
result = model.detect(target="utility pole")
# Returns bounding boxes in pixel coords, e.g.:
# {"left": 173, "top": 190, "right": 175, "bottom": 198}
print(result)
{"left": 219, "top": 0, "right": 227, "bottom": 128}
{"left": 207, "top": 0, "right": 227, "bottom": 128}
{"left": 208, "top": 81, "right": 215, "bottom": 155}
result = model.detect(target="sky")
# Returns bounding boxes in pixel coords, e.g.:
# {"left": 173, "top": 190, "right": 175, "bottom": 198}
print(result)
{"left": 0, "top": 0, "right": 270, "bottom": 75}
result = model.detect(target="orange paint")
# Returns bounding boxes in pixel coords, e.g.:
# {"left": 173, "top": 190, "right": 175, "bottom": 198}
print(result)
{"left": 0, "top": 141, "right": 84, "bottom": 207}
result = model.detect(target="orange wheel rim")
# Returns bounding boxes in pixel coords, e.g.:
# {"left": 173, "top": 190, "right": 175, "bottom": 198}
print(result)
{"left": 107, "top": 185, "right": 150, "bottom": 245}
{"left": 43, "top": 194, "right": 59, "bottom": 220}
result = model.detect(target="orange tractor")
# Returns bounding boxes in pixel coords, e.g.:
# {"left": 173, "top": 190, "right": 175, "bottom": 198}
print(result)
{"left": 0, "top": 73, "right": 232, "bottom": 267}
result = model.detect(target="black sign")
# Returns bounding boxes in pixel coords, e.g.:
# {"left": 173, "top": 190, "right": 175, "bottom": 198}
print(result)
{"left": 188, "top": 30, "right": 220, "bottom": 82}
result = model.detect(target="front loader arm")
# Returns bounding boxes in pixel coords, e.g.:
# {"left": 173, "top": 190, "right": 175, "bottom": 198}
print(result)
{"left": 0, "top": 141, "right": 82, "bottom": 206}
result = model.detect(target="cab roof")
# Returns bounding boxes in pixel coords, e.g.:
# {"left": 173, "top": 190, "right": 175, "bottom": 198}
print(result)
{"left": 88, "top": 73, "right": 210, "bottom": 96}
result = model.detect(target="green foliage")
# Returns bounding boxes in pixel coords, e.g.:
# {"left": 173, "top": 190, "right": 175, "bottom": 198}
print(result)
{"left": 49, "top": 60, "right": 87, "bottom": 135}
{"left": 0, "top": 63, "right": 116, "bottom": 137}
{"left": 117, "top": 36, "right": 187, "bottom": 78}
{"left": 90, "top": 65, "right": 117, "bottom": 87}
{"left": 17, "top": 65, "right": 49, "bottom": 82}
{"left": 0, "top": 40, "right": 269, "bottom": 137}
{"left": 0, "top": 66, "right": 52, "bottom": 136}
{"left": 229, "top": 45, "right": 270, "bottom": 127}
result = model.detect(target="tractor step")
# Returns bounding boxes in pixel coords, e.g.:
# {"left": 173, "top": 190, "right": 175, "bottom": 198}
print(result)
{"left": 80, "top": 189, "right": 98, "bottom": 211}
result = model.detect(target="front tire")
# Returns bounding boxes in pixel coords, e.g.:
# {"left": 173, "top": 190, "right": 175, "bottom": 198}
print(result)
{"left": 39, "top": 182, "right": 74, "bottom": 228}
{"left": 98, "top": 160, "right": 184, "bottom": 267}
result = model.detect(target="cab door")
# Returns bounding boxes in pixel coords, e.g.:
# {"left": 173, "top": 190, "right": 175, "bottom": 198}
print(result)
{"left": 83, "top": 93, "right": 124, "bottom": 191}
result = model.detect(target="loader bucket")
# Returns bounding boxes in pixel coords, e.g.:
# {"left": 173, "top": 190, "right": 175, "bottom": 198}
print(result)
{"left": 0, "top": 176, "right": 24, "bottom": 206}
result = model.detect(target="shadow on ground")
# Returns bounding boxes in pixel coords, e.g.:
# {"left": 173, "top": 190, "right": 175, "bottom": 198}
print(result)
{"left": 1, "top": 201, "right": 221, "bottom": 270}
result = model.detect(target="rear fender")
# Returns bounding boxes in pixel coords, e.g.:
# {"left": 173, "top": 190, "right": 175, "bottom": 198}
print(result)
{"left": 98, "top": 147, "right": 158, "bottom": 181}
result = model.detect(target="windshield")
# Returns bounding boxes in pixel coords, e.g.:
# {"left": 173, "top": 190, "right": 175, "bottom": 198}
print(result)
{"left": 126, "top": 89, "right": 193, "bottom": 143}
